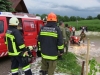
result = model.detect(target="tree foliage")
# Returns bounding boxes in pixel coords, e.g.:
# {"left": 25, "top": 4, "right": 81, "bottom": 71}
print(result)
{"left": 63, "top": 16, "right": 70, "bottom": 22}
{"left": 70, "top": 16, "right": 76, "bottom": 21}
{"left": 0, "top": 0, "right": 14, "bottom": 12}
{"left": 86, "top": 16, "right": 93, "bottom": 20}
{"left": 41, "top": 14, "right": 47, "bottom": 20}
{"left": 35, "top": 13, "right": 100, "bottom": 22}
{"left": 97, "top": 14, "right": 100, "bottom": 20}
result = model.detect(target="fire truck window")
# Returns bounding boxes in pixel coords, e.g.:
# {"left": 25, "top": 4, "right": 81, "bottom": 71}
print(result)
{"left": 24, "top": 21, "right": 35, "bottom": 32}
{"left": 0, "top": 21, "right": 4, "bottom": 33}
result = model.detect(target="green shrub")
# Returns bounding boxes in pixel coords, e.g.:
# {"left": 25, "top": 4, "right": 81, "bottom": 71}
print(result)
{"left": 56, "top": 52, "right": 81, "bottom": 75}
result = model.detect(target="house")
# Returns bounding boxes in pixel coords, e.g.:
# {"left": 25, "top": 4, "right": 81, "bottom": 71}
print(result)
{"left": 9, "top": 0, "right": 28, "bottom": 13}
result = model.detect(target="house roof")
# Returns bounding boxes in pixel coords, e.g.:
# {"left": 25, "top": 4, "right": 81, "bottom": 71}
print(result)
{"left": 9, "top": 0, "right": 28, "bottom": 13}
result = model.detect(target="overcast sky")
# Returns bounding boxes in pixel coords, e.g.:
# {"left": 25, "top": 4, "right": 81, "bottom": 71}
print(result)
{"left": 24, "top": 0, "right": 100, "bottom": 18}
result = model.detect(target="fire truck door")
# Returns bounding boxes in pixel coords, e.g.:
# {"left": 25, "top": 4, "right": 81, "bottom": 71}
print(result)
{"left": 0, "top": 17, "right": 7, "bottom": 57}
{"left": 22, "top": 20, "right": 37, "bottom": 46}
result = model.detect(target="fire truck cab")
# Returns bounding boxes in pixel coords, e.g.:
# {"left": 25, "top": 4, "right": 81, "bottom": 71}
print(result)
{"left": 0, "top": 12, "right": 44, "bottom": 57}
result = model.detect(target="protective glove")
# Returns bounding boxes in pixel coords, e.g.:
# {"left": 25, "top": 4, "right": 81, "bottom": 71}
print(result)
{"left": 57, "top": 51, "right": 63, "bottom": 60}
{"left": 26, "top": 47, "right": 33, "bottom": 57}
{"left": 23, "top": 51, "right": 29, "bottom": 57}
{"left": 58, "top": 54, "right": 63, "bottom": 60}
{"left": 37, "top": 50, "right": 41, "bottom": 57}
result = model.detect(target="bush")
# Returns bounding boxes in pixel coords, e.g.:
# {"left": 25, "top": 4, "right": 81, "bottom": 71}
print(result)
{"left": 56, "top": 52, "right": 81, "bottom": 75}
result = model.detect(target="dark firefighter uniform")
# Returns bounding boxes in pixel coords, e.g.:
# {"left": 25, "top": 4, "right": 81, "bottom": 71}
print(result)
{"left": 38, "top": 12, "right": 64, "bottom": 75}
{"left": 5, "top": 17, "right": 32, "bottom": 75}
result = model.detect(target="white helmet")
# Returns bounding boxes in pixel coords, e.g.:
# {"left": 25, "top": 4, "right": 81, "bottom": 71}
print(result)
{"left": 9, "top": 17, "right": 19, "bottom": 26}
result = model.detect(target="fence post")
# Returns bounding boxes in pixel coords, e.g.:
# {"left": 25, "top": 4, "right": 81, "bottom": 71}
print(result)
{"left": 81, "top": 61, "right": 85, "bottom": 75}
{"left": 86, "top": 38, "right": 90, "bottom": 75}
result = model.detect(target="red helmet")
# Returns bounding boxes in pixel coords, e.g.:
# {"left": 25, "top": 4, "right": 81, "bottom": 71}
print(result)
{"left": 47, "top": 12, "right": 57, "bottom": 22}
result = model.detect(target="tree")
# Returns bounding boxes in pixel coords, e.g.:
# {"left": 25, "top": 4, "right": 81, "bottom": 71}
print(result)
{"left": 70, "top": 16, "right": 76, "bottom": 21}
{"left": 80, "top": 17, "right": 85, "bottom": 20}
{"left": 63, "top": 16, "right": 70, "bottom": 22}
{"left": 86, "top": 16, "right": 93, "bottom": 20}
{"left": 41, "top": 14, "right": 47, "bottom": 20}
{"left": 76, "top": 16, "right": 81, "bottom": 21}
{"left": 0, "top": 0, "right": 14, "bottom": 12}
{"left": 36, "top": 14, "right": 40, "bottom": 16}
{"left": 97, "top": 14, "right": 100, "bottom": 20}
{"left": 57, "top": 15, "right": 64, "bottom": 22}
{"left": 93, "top": 17, "right": 97, "bottom": 19}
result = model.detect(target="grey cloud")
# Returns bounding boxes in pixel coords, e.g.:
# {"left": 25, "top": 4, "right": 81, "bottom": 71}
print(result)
{"left": 25, "top": 0, "right": 100, "bottom": 18}
{"left": 51, "top": 4, "right": 100, "bottom": 12}
{"left": 28, "top": 8, "right": 98, "bottom": 18}
{"left": 97, "top": 0, "right": 100, "bottom": 3}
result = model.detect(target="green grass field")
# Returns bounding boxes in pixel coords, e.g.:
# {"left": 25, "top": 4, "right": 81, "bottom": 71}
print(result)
{"left": 64, "top": 19, "right": 100, "bottom": 31}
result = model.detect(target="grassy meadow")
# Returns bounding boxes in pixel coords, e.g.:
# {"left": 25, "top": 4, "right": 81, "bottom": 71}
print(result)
{"left": 64, "top": 19, "right": 100, "bottom": 32}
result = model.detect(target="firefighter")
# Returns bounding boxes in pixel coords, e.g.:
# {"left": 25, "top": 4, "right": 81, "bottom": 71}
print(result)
{"left": 38, "top": 12, "right": 64, "bottom": 75}
{"left": 59, "top": 21, "right": 67, "bottom": 53}
{"left": 79, "top": 31, "right": 86, "bottom": 43}
{"left": 59, "top": 21, "right": 66, "bottom": 41}
{"left": 65, "top": 24, "right": 71, "bottom": 53}
{"left": 5, "top": 17, "right": 32, "bottom": 75}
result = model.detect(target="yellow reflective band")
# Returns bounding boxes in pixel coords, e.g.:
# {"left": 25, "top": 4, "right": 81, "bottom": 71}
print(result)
{"left": 38, "top": 48, "right": 41, "bottom": 51}
{"left": 13, "top": 42, "right": 18, "bottom": 53}
{"left": 23, "top": 53, "right": 26, "bottom": 57}
{"left": 41, "top": 53, "right": 57, "bottom": 60}
{"left": 6, "top": 33, "right": 21, "bottom": 56}
{"left": 6, "top": 33, "right": 15, "bottom": 39}
{"left": 38, "top": 42, "right": 40, "bottom": 47}
{"left": 19, "top": 44, "right": 25, "bottom": 49}
{"left": 38, "top": 42, "right": 40, "bottom": 45}
{"left": 5, "top": 37, "right": 8, "bottom": 44}
{"left": 40, "top": 32, "right": 57, "bottom": 37}
{"left": 58, "top": 45, "right": 64, "bottom": 49}
{"left": 8, "top": 52, "right": 20, "bottom": 56}
{"left": 11, "top": 68, "right": 18, "bottom": 72}
{"left": 22, "top": 65, "right": 30, "bottom": 70}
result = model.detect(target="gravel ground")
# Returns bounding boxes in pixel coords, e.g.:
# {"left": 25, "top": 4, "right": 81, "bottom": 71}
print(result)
{"left": 0, "top": 56, "right": 11, "bottom": 75}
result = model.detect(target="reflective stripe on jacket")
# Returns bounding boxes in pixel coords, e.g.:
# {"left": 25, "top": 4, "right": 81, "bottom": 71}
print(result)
{"left": 5, "top": 27, "right": 26, "bottom": 56}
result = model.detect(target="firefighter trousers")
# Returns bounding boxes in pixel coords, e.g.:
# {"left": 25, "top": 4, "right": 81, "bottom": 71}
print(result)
{"left": 10, "top": 56, "right": 32, "bottom": 75}
{"left": 65, "top": 41, "right": 69, "bottom": 54}
{"left": 41, "top": 58, "right": 57, "bottom": 75}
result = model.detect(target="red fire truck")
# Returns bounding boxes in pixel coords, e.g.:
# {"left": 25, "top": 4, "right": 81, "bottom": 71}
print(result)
{"left": 0, "top": 12, "right": 44, "bottom": 57}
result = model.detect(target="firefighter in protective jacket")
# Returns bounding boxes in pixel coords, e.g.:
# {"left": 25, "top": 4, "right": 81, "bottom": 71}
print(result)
{"left": 5, "top": 17, "right": 32, "bottom": 75}
{"left": 38, "top": 12, "right": 64, "bottom": 75}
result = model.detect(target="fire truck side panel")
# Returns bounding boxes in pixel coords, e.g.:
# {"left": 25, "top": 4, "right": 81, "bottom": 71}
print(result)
{"left": 0, "top": 12, "right": 44, "bottom": 58}
{"left": 22, "top": 18, "right": 37, "bottom": 47}
{"left": 0, "top": 16, "right": 8, "bottom": 57}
